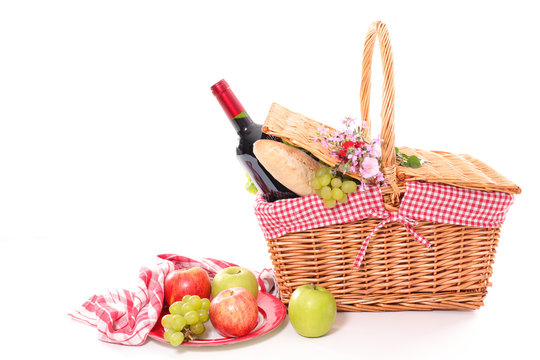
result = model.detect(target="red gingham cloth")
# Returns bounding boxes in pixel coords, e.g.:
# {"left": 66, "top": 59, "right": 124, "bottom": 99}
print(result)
{"left": 68, "top": 254, "right": 278, "bottom": 345}
{"left": 254, "top": 181, "right": 515, "bottom": 267}
{"left": 400, "top": 181, "right": 514, "bottom": 228}
{"left": 254, "top": 184, "right": 386, "bottom": 239}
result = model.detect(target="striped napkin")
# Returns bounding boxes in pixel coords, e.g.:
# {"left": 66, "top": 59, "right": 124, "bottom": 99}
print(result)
{"left": 68, "top": 254, "right": 278, "bottom": 345}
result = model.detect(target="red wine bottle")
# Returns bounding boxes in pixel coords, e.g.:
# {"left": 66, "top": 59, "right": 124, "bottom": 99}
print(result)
{"left": 211, "top": 79, "right": 297, "bottom": 202}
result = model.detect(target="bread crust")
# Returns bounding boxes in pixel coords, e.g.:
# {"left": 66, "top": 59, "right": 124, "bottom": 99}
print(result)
{"left": 253, "top": 140, "right": 322, "bottom": 197}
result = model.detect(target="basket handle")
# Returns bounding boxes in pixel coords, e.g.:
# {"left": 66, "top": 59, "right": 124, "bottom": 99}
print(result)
{"left": 360, "top": 21, "right": 400, "bottom": 201}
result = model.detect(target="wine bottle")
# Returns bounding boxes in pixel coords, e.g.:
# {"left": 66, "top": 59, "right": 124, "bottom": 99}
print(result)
{"left": 211, "top": 79, "right": 297, "bottom": 202}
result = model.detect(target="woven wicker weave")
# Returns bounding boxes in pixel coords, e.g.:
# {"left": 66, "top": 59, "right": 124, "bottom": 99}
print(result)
{"left": 261, "top": 21, "right": 520, "bottom": 311}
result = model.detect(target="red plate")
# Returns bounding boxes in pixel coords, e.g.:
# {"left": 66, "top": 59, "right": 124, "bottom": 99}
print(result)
{"left": 148, "top": 292, "right": 286, "bottom": 346}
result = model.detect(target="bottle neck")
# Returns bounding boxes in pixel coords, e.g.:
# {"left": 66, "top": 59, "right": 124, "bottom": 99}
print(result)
{"left": 211, "top": 79, "right": 257, "bottom": 135}
{"left": 231, "top": 111, "right": 258, "bottom": 135}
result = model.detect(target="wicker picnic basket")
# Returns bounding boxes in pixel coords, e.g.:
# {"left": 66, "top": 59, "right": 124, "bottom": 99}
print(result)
{"left": 257, "top": 21, "right": 520, "bottom": 311}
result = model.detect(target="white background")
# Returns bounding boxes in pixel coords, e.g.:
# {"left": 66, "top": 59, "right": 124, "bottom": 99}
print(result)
{"left": 1, "top": 1, "right": 538, "bottom": 359}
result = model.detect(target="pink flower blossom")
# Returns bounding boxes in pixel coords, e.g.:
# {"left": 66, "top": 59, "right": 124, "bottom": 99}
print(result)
{"left": 315, "top": 115, "right": 385, "bottom": 187}
{"left": 360, "top": 157, "right": 380, "bottom": 179}
{"left": 358, "top": 181, "right": 366, "bottom": 192}
{"left": 330, "top": 134, "right": 342, "bottom": 143}
{"left": 342, "top": 116, "right": 356, "bottom": 126}
{"left": 367, "top": 143, "right": 381, "bottom": 157}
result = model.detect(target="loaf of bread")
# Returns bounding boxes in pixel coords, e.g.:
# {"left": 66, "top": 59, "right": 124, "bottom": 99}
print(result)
{"left": 253, "top": 140, "right": 322, "bottom": 197}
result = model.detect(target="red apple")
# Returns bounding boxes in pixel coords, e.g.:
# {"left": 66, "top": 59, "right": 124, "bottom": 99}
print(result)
{"left": 209, "top": 287, "right": 259, "bottom": 338}
{"left": 164, "top": 267, "right": 211, "bottom": 306}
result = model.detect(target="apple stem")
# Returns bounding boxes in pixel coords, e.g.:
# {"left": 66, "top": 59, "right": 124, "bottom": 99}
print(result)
{"left": 311, "top": 283, "right": 317, "bottom": 290}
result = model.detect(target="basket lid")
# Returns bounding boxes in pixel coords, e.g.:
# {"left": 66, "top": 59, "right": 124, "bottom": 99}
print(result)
{"left": 263, "top": 103, "right": 521, "bottom": 195}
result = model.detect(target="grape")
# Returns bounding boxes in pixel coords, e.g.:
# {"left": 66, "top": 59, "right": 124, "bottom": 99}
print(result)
{"left": 190, "top": 322, "right": 206, "bottom": 335}
{"left": 201, "top": 298, "right": 210, "bottom": 311}
{"left": 168, "top": 301, "right": 184, "bottom": 315}
{"left": 310, "top": 177, "right": 322, "bottom": 190}
{"left": 197, "top": 309, "right": 209, "bottom": 323}
{"left": 320, "top": 186, "right": 332, "bottom": 200}
{"left": 320, "top": 173, "right": 332, "bottom": 186}
{"left": 331, "top": 188, "right": 344, "bottom": 200}
{"left": 169, "top": 331, "right": 185, "bottom": 347}
{"left": 315, "top": 167, "right": 330, "bottom": 177}
{"left": 163, "top": 328, "right": 175, "bottom": 342}
{"left": 324, "top": 199, "right": 337, "bottom": 209}
{"left": 245, "top": 173, "right": 258, "bottom": 194}
{"left": 342, "top": 180, "right": 358, "bottom": 194}
{"left": 161, "top": 314, "right": 174, "bottom": 329}
{"left": 163, "top": 297, "right": 212, "bottom": 346}
{"left": 188, "top": 295, "right": 202, "bottom": 310}
{"left": 180, "top": 302, "right": 196, "bottom": 315}
{"left": 330, "top": 177, "right": 342, "bottom": 188}
{"left": 310, "top": 168, "right": 356, "bottom": 208}
{"left": 170, "top": 315, "right": 187, "bottom": 331}
{"left": 337, "top": 193, "right": 348, "bottom": 204}
{"left": 245, "top": 182, "right": 257, "bottom": 194}
{"left": 184, "top": 310, "right": 200, "bottom": 325}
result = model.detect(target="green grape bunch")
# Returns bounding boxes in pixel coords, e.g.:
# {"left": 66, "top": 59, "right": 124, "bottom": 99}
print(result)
{"left": 160, "top": 295, "right": 211, "bottom": 346}
{"left": 311, "top": 166, "right": 358, "bottom": 208}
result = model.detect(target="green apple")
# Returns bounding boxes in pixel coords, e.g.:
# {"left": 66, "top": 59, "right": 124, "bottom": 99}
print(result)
{"left": 288, "top": 284, "right": 336, "bottom": 337}
{"left": 211, "top": 266, "right": 259, "bottom": 299}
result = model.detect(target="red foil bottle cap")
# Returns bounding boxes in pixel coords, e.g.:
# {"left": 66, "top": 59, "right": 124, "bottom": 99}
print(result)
{"left": 211, "top": 79, "right": 245, "bottom": 119}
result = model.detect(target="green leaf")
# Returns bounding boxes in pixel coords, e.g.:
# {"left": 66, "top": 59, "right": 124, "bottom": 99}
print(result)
{"left": 396, "top": 147, "right": 422, "bottom": 168}
{"left": 407, "top": 156, "right": 421, "bottom": 168}
{"left": 395, "top": 147, "right": 408, "bottom": 160}
{"left": 282, "top": 139, "right": 295, "bottom": 147}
